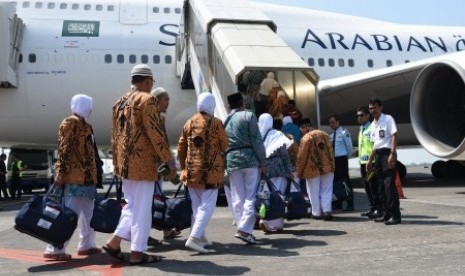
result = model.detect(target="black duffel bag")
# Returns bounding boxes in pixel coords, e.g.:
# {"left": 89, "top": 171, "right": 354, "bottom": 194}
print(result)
{"left": 255, "top": 176, "right": 286, "bottom": 220}
{"left": 152, "top": 183, "right": 192, "bottom": 231}
{"left": 332, "top": 178, "right": 352, "bottom": 202}
{"left": 90, "top": 177, "right": 122, "bottom": 233}
{"left": 284, "top": 178, "right": 308, "bottom": 221}
{"left": 15, "top": 186, "right": 78, "bottom": 249}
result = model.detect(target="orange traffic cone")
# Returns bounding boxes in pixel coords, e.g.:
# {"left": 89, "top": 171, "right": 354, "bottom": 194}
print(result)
{"left": 395, "top": 171, "right": 406, "bottom": 199}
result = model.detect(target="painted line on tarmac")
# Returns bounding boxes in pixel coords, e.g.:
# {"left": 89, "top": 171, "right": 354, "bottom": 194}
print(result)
{"left": 0, "top": 248, "right": 124, "bottom": 276}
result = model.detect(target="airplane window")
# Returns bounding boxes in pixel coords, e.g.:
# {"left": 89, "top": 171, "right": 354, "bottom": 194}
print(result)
{"left": 72, "top": 4, "right": 79, "bottom": 10}
{"left": 338, "top": 58, "right": 345, "bottom": 67}
{"left": 19, "top": 54, "right": 23, "bottom": 63}
{"left": 307, "top": 58, "right": 314, "bottom": 66}
{"left": 35, "top": 2, "right": 43, "bottom": 9}
{"left": 153, "top": 7, "right": 159, "bottom": 13}
{"left": 104, "top": 54, "right": 112, "bottom": 63}
{"left": 405, "top": 60, "right": 410, "bottom": 63}
{"left": 367, "top": 59, "right": 374, "bottom": 68}
{"left": 165, "top": 55, "right": 172, "bottom": 64}
{"left": 175, "top": 8, "right": 181, "bottom": 14}
{"left": 328, "top": 58, "right": 335, "bottom": 67}
{"left": 117, "top": 54, "right": 124, "bottom": 64}
{"left": 47, "top": 3, "right": 55, "bottom": 9}
{"left": 129, "top": 55, "right": 137, "bottom": 64}
{"left": 153, "top": 55, "right": 160, "bottom": 64}
{"left": 164, "top": 8, "right": 170, "bottom": 13}
{"left": 141, "top": 55, "right": 149, "bottom": 63}
{"left": 60, "top": 3, "right": 67, "bottom": 9}
{"left": 22, "top": 2, "right": 30, "bottom": 8}
{"left": 84, "top": 4, "right": 91, "bottom": 11}
{"left": 29, "top": 54, "right": 36, "bottom": 63}
{"left": 386, "top": 60, "right": 393, "bottom": 67}
{"left": 318, "top": 58, "right": 325, "bottom": 67}
{"left": 348, "top": 59, "right": 355, "bottom": 67}
{"left": 108, "top": 5, "right": 114, "bottom": 11}
{"left": 96, "top": 5, "right": 103, "bottom": 11}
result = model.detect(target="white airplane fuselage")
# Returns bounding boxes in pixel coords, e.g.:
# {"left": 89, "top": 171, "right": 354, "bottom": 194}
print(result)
{"left": 1, "top": 0, "right": 464, "bottom": 148}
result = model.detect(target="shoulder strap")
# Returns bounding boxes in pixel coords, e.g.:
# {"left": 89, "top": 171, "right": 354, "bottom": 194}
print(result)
{"left": 223, "top": 111, "right": 238, "bottom": 128}
{"left": 263, "top": 129, "right": 272, "bottom": 142}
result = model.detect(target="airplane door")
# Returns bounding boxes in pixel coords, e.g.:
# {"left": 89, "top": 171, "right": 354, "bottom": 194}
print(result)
{"left": 119, "top": 0, "right": 148, "bottom": 25}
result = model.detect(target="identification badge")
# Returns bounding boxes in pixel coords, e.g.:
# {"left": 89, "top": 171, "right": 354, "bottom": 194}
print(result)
{"left": 379, "top": 130, "right": 385, "bottom": 138}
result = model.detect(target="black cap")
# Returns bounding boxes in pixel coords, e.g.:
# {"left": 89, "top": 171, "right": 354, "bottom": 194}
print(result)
{"left": 227, "top": 92, "right": 243, "bottom": 105}
{"left": 299, "top": 118, "right": 312, "bottom": 126}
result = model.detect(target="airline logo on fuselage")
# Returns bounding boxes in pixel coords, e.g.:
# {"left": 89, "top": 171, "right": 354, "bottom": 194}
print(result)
{"left": 301, "top": 29, "right": 465, "bottom": 52}
{"left": 62, "top": 20, "right": 100, "bottom": 37}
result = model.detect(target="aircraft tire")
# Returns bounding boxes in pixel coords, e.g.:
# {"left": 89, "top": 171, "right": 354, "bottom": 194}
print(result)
{"left": 431, "top": 160, "right": 447, "bottom": 178}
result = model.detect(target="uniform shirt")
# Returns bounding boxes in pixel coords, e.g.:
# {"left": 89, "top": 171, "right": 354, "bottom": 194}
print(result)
{"left": 329, "top": 126, "right": 353, "bottom": 157}
{"left": 225, "top": 109, "right": 266, "bottom": 173}
{"left": 358, "top": 122, "right": 374, "bottom": 164}
{"left": 371, "top": 113, "right": 397, "bottom": 149}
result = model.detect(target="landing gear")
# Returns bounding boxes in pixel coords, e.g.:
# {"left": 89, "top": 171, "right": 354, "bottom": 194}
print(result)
{"left": 431, "top": 160, "right": 465, "bottom": 178}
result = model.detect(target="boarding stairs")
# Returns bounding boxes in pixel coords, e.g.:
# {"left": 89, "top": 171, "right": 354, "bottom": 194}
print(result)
{"left": 176, "top": 0, "right": 320, "bottom": 125}
{"left": 0, "top": 2, "right": 24, "bottom": 88}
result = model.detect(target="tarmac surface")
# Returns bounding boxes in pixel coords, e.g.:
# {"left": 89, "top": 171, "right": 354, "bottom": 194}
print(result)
{"left": 1, "top": 165, "right": 465, "bottom": 275}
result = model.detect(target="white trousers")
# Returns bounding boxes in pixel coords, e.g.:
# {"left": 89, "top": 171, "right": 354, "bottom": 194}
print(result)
{"left": 44, "top": 195, "right": 96, "bottom": 254}
{"left": 229, "top": 167, "right": 260, "bottom": 234}
{"left": 260, "top": 176, "right": 286, "bottom": 230}
{"left": 306, "top": 173, "right": 334, "bottom": 216}
{"left": 189, "top": 187, "right": 218, "bottom": 239}
{"left": 114, "top": 179, "right": 154, "bottom": 252}
{"left": 224, "top": 184, "right": 235, "bottom": 222}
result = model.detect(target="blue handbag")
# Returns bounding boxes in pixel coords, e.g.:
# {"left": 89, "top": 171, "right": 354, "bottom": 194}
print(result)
{"left": 90, "top": 177, "right": 122, "bottom": 233}
{"left": 284, "top": 178, "right": 308, "bottom": 221}
{"left": 14, "top": 186, "right": 78, "bottom": 249}
{"left": 255, "top": 176, "right": 286, "bottom": 220}
{"left": 152, "top": 183, "right": 192, "bottom": 231}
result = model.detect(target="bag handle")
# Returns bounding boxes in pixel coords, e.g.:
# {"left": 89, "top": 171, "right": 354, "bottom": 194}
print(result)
{"left": 104, "top": 176, "right": 122, "bottom": 201}
{"left": 43, "top": 185, "right": 65, "bottom": 211}
{"left": 256, "top": 175, "right": 279, "bottom": 194}
{"left": 285, "top": 177, "right": 301, "bottom": 195}
{"left": 154, "top": 181, "right": 163, "bottom": 195}
{"left": 173, "top": 184, "right": 189, "bottom": 199}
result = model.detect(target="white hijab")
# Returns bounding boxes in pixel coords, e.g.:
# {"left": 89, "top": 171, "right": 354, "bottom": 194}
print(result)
{"left": 197, "top": 92, "right": 216, "bottom": 116}
{"left": 258, "top": 113, "right": 292, "bottom": 157}
{"left": 283, "top": 116, "right": 292, "bottom": 126}
{"left": 70, "top": 94, "right": 93, "bottom": 119}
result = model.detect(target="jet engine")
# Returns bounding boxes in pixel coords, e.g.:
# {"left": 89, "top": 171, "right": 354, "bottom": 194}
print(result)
{"left": 410, "top": 58, "right": 465, "bottom": 160}
{"left": 410, "top": 57, "right": 465, "bottom": 177}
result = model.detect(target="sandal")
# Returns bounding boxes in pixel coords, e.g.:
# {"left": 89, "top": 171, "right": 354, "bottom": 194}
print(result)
{"left": 163, "top": 229, "right": 181, "bottom": 240}
{"left": 102, "top": 244, "right": 125, "bottom": 261}
{"left": 43, "top": 253, "right": 72, "bottom": 261}
{"left": 78, "top": 247, "right": 102, "bottom": 256}
{"left": 129, "top": 254, "right": 162, "bottom": 266}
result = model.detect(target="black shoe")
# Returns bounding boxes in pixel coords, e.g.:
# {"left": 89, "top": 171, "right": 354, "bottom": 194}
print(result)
{"left": 368, "top": 210, "right": 383, "bottom": 219}
{"left": 360, "top": 210, "right": 373, "bottom": 217}
{"left": 374, "top": 216, "right": 389, "bottom": 223}
{"left": 323, "top": 213, "right": 333, "bottom": 221}
{"left": 384, "top": 217, "right": 401, "bottom": 225}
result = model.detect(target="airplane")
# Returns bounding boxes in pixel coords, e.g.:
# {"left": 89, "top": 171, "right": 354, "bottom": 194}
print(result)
{"left": 1, "top": 0, "right": 465, "bottom": 178}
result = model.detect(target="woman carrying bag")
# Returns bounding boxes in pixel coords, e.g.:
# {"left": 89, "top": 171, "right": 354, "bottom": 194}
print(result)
{"left": 257, "top": 113, "right": 294, "bottom": 233}
{"left": 178, "top": 92, "right": 228, "bottom": 253}
{"left": 43, "top": 94, "right": 101, "bottom": 261}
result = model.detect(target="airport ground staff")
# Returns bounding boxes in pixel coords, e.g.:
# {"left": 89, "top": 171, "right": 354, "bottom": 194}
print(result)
{"left": 356, "top": 107, "right": 381, "bottom": 218}
{"left": 0, "top": 153, "right": 9, "bottom": 200}
{"left": 328, "top": 115, "right": 354, "bottom": 211}
{"left": 367, "top": 98, "right": 401, "bottom": 225}
{"left": 8, "top": 155, "right": 24, "bottom": 200}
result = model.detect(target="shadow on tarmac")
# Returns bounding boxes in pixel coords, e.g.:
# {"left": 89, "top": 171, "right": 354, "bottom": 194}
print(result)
{"left": 155, "top": 260, "right": 250, "bottom": 275}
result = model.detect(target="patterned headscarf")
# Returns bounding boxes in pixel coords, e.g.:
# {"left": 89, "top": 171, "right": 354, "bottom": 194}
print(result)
{"left": 197, "top": 92, "right": 216, "bottom": 116}
{"left": 70, "top": 94, "right": 93, "bottom": 119}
